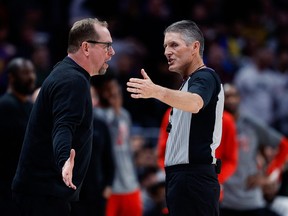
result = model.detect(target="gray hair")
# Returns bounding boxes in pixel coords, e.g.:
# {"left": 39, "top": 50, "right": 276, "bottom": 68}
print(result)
{"left": 164, "top": 20, "right": 204, "bottom": 57}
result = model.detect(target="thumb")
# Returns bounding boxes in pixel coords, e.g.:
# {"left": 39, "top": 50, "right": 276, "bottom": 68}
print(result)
{"left": 141, "top": 69, "right": 150, "bottom": 79}
{"left": 70, "top": 149, "right": 76, "bottom": 161}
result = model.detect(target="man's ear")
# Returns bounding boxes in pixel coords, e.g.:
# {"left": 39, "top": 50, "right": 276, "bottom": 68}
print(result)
{"left": 193, "top": 41, "right": 200, "bottom": 50}
{"left": 80, "top": 42, "right": 89, "bottom": 56}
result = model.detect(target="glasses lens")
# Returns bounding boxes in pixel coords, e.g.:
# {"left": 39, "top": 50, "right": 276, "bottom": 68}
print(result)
{"left": 86, "top": 41, "right": 112, "bottom": 51}
{"left": 106, "top": 43, "right": 112, "bottom": 50}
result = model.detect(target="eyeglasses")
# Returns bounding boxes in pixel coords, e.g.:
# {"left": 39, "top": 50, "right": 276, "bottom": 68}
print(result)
{"left": 86, "top": 40, "right": 112, "bottom": 51}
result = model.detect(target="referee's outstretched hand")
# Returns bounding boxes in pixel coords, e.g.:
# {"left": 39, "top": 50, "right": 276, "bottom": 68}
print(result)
{"left": 62, "top": 149, "right": 77, "bottom": 190}
{"left": 127, "top": 68, "right": 157, "bottom": 99}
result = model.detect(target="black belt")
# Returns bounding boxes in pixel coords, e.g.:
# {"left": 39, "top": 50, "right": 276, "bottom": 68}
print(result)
{"left": 165, "top": 159, "right": 221, "bottom": 174}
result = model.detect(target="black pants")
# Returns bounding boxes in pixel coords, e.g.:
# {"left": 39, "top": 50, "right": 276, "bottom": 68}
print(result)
{"left": 0, "top": 190, "right": 20, "bottom": 216}
{"left": 165, "top": 164, "right": 220, "bottom": 216}
{"left": 71, "top": 197, "right": 107, "bottom": 216}
{"left": 12, "top": 192, "right": 71, "bottom": 216}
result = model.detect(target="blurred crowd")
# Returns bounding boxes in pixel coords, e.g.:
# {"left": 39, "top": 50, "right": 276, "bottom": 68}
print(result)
{"left": 0, "top": 0, "right": 287, "bottom": 130}
{"left": 1, "top": 0, "right": 288, "bottom": 215}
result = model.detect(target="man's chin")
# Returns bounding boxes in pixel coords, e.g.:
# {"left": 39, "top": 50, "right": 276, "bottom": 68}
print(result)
{"left": 168, "top": 66, "right": 178, "bottom": 73}
{"left": 168, "top": 64, "right": 176, "bottom": 70}
{"left": 99, "top": 68, "right": 107, "bottom": 75}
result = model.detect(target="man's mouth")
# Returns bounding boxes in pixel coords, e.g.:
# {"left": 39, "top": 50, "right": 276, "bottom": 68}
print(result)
{"left": 168, "top": 59, "right": 174, "bottom": 65}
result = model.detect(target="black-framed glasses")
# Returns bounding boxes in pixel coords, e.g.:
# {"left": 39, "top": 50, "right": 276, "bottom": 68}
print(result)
{"left": 86, "top": 40, "right": 112, "bottom": 51}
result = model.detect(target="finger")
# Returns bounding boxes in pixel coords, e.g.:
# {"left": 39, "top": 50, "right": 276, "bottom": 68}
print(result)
{"left": 70, "top": 149, "right": 76, "bottom": 161}
{"left": 69, "top": 182, "right": 77, "bottom": 190}
{"left": 127, "top": 82, "right": 139, "bottom": 89}
{"left": 127, "top": 87, "right": 140, "bottom": 93}
{"left": 63, "top": 177, "right": 71, "bottom": 187}
{"left": 126, "top": 87, "right": 132, "bottom": 93}
{"left": 130, "top": 93, "right": 141, "bottom": 99}
{"left": 127, "top": 78, "right": 143, "bottom": 84}
{"left": 141, "top": 69, "right": 150, "bottom": 79}
{"left": 63, "top": 176, "right": 77, "bottom": 190}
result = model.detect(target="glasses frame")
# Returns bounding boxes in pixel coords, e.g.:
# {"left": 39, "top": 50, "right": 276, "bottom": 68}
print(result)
{"left": 85, "top": 40, "right": 112, "bottom": 51}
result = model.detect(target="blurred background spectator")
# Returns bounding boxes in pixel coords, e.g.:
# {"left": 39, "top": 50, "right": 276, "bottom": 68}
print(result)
{"left": 0, "top": 0, "right": 287, "bottom": 131}
{"left": 1, "top": 1, "right": 288, "bottom": 215}
{"left": 0, "top": 57, "right": 36, "bottom": 216}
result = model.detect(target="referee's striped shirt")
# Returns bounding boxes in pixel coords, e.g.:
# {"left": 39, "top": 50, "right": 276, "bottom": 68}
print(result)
{"left": 164, "top": 67, "right": 224, "bottom": 167}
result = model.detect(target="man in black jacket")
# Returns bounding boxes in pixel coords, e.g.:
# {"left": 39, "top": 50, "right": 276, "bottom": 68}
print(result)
{"left": 0, "top": 57, "right": 36, "bottom": 216}
{"left": 12, "top": 18, "right": 115, "bottom": 216}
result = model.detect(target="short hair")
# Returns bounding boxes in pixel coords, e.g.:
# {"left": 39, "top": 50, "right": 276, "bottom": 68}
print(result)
{"left": 67, "top": 18, "right": 108, "bottom": 53}
{"left": 164, "top": 20, "right": 205, "bottom": 57}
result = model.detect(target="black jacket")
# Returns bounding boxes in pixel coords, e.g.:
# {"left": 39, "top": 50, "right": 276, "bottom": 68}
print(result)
{"left": 0, "top": 93, "right": 33, "bottom": 193}
{"left": 12, "top": 56, "right": 93, "bottom": 201}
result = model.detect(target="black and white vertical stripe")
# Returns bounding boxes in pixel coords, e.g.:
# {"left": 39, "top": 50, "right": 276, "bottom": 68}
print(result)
{"left": 164, "top": 68, "right": 224, "bottom": 167}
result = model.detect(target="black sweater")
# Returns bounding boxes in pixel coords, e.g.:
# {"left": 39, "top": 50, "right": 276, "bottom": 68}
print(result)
{"left": 12, "top": 56, "right": 93, "bottom": 201}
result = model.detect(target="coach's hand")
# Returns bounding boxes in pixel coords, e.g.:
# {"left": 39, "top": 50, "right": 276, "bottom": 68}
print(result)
{"left": 62, "top": 149, "right": 77, "bottom": 190}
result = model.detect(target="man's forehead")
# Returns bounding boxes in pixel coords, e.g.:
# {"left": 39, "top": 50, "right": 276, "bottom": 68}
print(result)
{"left": 164, "top": 32, "right": 181, "bottom": 40}
{"left": 164, "top": 32, "right": 183, "bottom": 44}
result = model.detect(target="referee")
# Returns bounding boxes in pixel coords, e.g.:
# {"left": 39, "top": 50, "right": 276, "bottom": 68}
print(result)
{"left": 127, "top": 20, "right": 224, "bottom": 215}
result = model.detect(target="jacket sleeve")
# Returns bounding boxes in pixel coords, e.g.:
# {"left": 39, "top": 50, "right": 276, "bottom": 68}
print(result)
{"left": 52, "top": 76, "right": 89, "bottom": 170}
{"left": 157, "top": 108, "right": 171, "bottom": 170}
{"left": 216, "top": 111, "right": 238, "bottom": 184}
{"left": 266, "top": 137, "right": 288, "bottom": 176}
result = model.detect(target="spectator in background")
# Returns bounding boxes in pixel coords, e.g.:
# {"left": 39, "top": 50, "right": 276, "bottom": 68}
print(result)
{"left": 139, "top": 166, "right": 168, "bottom": 216}
{"left": 260, "top": 147, "right": 288, "bottom": 216}
{"left": 273, "top": 48, "right": 288, "bottom": 137}
{"left": 91, "top": 72, "right": 143, "bottom": 216}
{"left": 205, "top": 42, "right": 238, "bottom": 84}
{"left": 71, "top": 85, "right": 115, "bottom": 216}
{"left": 220, "top": 83, "right": 288, "bottom": 216}
{"left": 31, "top": 44, "right": 51, "bottom": 88}
{"left": 216, "top": 110, "right": 238, "bottom": 201}
{"left": 0, "top": 57, "right": 36, "bottom": 216}
{"left": 11, "top": 18, "right": 115, "bottom": 216}
{"left": 233, "top": 46, "right": 282, "bottom": 126}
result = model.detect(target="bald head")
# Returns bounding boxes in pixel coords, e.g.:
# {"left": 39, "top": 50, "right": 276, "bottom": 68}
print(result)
{"left": 7, "top": 57, "right": 36, "bottom": 96}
